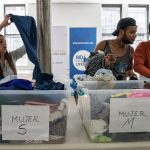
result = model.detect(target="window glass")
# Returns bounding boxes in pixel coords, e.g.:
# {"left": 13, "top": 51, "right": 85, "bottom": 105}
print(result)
{"left": 102, "top": 6, "right": 121, "bottom": 34}
{"left": 128, "top": 6, "right": 148, "bottom": 48}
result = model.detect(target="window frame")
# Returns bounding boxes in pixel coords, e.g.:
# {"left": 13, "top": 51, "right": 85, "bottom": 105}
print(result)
{"left": 4, "top": 4, "right": 26, "bottom": 36}
{"left": 128, "top": 4, "right": 149, "bottom": 40}
{"left": 101, "top": 4, "right": 122, "bottom": 39}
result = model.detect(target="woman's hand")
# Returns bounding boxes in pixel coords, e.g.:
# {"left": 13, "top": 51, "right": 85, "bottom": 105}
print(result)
{"left": 0, "top": 15, "right": 11, "bottom": 30}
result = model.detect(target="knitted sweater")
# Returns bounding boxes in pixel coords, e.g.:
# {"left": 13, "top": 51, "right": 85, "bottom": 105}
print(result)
{"left": 134, "top": 41, "right": 150, "bottom": 78}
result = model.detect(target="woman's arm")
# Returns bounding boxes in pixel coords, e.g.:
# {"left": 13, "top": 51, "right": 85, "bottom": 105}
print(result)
{"left": 10, "top": 46, "right": 26, "bottom": 61}
{"left": 0, "top": 15, "right": 11, "bottom": 31}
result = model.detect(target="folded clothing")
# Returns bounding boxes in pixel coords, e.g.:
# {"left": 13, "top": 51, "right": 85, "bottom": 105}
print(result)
{"left": 0, "top": 79, "right": 32, "bottom": 90}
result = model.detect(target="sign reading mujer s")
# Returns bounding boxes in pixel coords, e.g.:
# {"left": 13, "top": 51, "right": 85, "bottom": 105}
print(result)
{"left": 70, "top": 28, "right": 96, "bottom": 78}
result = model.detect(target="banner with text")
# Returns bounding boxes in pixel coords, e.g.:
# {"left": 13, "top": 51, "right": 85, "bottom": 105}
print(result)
{"left": 69, "top": 28, "right": 96, "bottom": 78}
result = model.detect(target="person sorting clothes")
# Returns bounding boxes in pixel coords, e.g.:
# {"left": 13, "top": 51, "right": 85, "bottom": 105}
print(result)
{"left": 0, "top": 15, "right": 26, "bottom": 79}
{"left": 134, "top": 23, "right": 150, "bottom": 80}
{"left": 94, "top": 17, "right": 138, "bottom": 80}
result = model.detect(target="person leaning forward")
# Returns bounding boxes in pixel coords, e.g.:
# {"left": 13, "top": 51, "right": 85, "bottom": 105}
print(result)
{"left": 95, "top": 17, "right": 138, "bottom": 80}
{"left": 134, "top": 23, "right": 150, "bottom": 80}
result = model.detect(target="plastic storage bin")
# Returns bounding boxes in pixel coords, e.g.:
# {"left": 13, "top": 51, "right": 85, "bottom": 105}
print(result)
{"left": 74, "top": 74, "right": 144, "bottom": 119}
{"left": 74, "top": 74, "right": 144, "bottom": 90}
{"left": 0, "top": 90, "right": 71, "bottom": 144}
{"left": 82, "top": 89, "right": 150, "bottom": 143}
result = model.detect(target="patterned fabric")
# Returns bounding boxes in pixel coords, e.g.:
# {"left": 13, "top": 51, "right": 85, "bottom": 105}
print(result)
{"left": 85, "top": 51, "right": 105, "bottom": 77}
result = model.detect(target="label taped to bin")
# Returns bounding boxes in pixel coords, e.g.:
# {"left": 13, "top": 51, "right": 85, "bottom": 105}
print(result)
{"left": 109, "top": 98, "right": 150, "bottom": 133}
{"left": 2, "top": 105, "right": 49, "bottom": 141}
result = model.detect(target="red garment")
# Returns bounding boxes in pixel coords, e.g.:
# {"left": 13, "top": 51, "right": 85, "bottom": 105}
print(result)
{"left": 134, "top": 41, "right": 150, "bottom": 78}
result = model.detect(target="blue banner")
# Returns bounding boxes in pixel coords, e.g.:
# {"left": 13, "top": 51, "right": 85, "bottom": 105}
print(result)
{"left": 69, "top": 27, "right": 96, "bottom": 78}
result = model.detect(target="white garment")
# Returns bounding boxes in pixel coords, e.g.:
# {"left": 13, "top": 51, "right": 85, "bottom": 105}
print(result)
{"left": 90, "top": 119, "right": 108, "bottom": 139}
{"left": 94, "top": 69, "right": 116, "bottom": 81}
{"left": 49, "top": 98, "right": 67, "bottom": 122}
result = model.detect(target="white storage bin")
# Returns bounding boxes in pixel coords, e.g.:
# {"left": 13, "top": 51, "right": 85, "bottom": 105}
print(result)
{"left": 0, "top": 90, "right": 71, "bottom": 144}
{"left": 82, "top": 89, "right": 150, "bottom": 143}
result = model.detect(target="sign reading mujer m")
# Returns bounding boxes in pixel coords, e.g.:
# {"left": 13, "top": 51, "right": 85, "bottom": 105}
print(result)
{"left": 70, "top": 28, "right": 96, "bottom": 78}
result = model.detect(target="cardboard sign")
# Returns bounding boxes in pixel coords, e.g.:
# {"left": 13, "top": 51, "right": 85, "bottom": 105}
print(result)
{"left": 2, "top": 105, "right": 49, "bottom": 141}
{"left": 109, "top": 98, "right": 150, "bottom": 133}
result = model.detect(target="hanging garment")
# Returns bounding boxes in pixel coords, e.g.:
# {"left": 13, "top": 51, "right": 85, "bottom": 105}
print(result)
{"left": 10, "top": 14, "right": 41, "bottom": 79}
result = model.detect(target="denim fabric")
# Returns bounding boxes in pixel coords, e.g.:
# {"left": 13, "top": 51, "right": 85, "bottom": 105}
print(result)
{"left": 34, "top": 73, "right": 64, "bottom": 90}
{"left": 10, "top": 15, "right": 65, "bottom": 90}
{"left": 10, "top": 14, "right": 41, "bottom": 79}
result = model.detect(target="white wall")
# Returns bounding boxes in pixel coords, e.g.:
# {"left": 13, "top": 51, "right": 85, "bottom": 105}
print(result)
{"left": 98, "top": 0, "right": 150, "bottom": 4}
{"left": 51, "top": 1, "right": 150, "bottom": 42}
{"left": 51, "top": 0, "right": 150, "bottom": 4}
{"left": 1, "top": 0, "right": 150, "bottom": 41}
{"left": 52, "top": 3, "right": 101, "bottom": 42}
{"left": 28, "top": 3, "right": 36, "bottom": 21}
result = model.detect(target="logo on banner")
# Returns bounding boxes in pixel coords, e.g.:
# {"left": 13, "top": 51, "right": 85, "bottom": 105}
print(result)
{"left": 73, "top": 50, "right": 90, "bottom": 71}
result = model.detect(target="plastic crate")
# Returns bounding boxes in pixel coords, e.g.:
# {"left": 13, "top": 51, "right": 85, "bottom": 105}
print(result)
{"left": 74, "top": 74, "right": 144, "bottom": 120}
{"left": 74, "top": 74, "right": 144, "bottom": 90}
{"left": 0, "top": 90, "right": 71, "bottom": 144}
{"left": 82, "top": 89, "right": 150, "bottom": 143}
